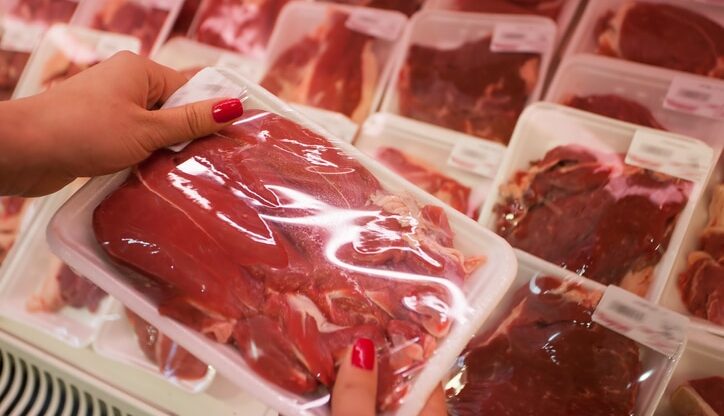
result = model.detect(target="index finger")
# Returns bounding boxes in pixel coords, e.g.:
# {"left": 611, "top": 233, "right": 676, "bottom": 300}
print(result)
{"left": 331, "top": 338, "right": 378, "bottom": 416}
{"left": 142, "top": 56, "right": 189, "bottom": 108}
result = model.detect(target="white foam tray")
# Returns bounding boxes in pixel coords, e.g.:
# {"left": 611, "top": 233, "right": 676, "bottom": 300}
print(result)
{"left": 12, "top": 24, "right": 140, "bottom": 99}
{"left": 264, "top": 1, "right": 408, "bottom": 122}
{"left": 659, "top": 154, "right": 724, "bottom": 337}
{"left": 546, "top": 54, "right": 724, "bottom": 147}
{"left": 93, "top": 299, "right": 216, "bottom": 394}
{"left": 47, "top": 67, "right": 517, "bottom": 416}
{"left": 354, "top": 112, "right": 502, "bottom": 219}
{"left": 478, "top": 102, "right": 717, "bottom": 303}
{"left": 379, "top": 9, "right": 556, "bottom": 139}
{"left": 0, "top": 184, "right": 113, "bottom": 348}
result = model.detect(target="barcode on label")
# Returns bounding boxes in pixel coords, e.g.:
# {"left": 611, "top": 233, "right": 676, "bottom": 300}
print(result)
{"left": 447, "top": 140, "right": 504, "bottom": 178}
{"left": 609, "top": 301, "right": 645, "bottom": 322}
{"left": 664, "top": 76, "right": 724, "bottom": 121}
{"left": 491, "top": 23, "right": 552, "bottom": 53}
{"left": 639, "top": 143, "right": 673, "bottom": 158}
{"left": 626, "top": 129, "right": 712, "bottom": 182}
{"left": 501, "top": 32, "right": 526, "bottom": 40}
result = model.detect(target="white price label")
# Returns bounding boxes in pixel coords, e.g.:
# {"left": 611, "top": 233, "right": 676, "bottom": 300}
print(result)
{"left": 142, "top": 0, "right": 178, "bottom": 10}
{"left": 447, "top": 141, "right": 505, "bottom": 178}
{"left": 0, "top": 17, "right": 44, "bottom": 52}
{"left": 165, "top": 68, "right": 248, "bottom": 152}
{"left": 692, "top": 0, "right": 724, "bottom": 6}
{"left": 625, "top": 130, "right": 712, "bottom": 182}
{"left": 95, "top": 35, "right": 140, "bottom": 59}
{"left": 216, "top": 53, "right": 261, "bottom": 80}
{"left": 491, "top": 23, "right": 552, "bottom": 53}
{"left": 663, "top": 76, "right": 724, "bottom": 121}
{"left": 592, "top": 285, "right": 688, "bottom": 359}
{"left": 345, "top": 10, "right": 403, "bottom": 41}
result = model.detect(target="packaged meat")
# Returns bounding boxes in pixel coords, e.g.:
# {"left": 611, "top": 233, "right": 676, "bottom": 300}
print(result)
{"left": 12, "top": 25, "right": 140, "bottom": 99}
{"left": 478, "top": 103, "right": 715, "bottom": 301}
{"left": 153, "top": 38, "right": 357, "bottom": 141}
{"left": 46, "top": 67, "right": 517, "bottom": 416}
{"left": 71, "top": 0, "right": 183, "bottom": 56}
{"left": 446, "top": 251, "right": 683, "bottom": 416}
{"left": 354, "top": 113, "right": 501, "bottom": 219}
{"left": 660, "top": 155, "right": 724, "bottom": 336}
{"left": 566, "top": 0, "right": 724, "bottom": 79}
{"left": 424, "top": 0, "right": 577, "bottom": 21}
{"left": 546, "top": 55, "right": 724, "bottom": 147}
{"left": 188, "top": 0, "right": 293, "bottom": 57}
{"left": 5, "top": 0, "right": 79, "bottom": 25}
{"left": 0, "top": 196, "right": 30, "bottom": 265}
{"left": 0, "top": 185, "right": 111, "bottom": 348}
{"left": 93, "top": 301, "right": 215, "bottom": 393}
{"left": 381, "top": 11, "right": 555, "bottom": 145}
{"left": 171, "top": 0, "right": 202, "bottom": 35}
{"left": 656, "top": 328, "right": 724, "bottom": 416}
{"left": 319, "top": 0, "right": 423, "bottom": 16}
{"left": 261, "top": 2, "right": 406, "bottom": 123}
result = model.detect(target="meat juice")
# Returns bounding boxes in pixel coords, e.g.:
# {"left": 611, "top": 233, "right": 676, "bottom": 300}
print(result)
{"left": 446, "top": 276, "right": 642, "bottom": 416}
{"left": 494, "top": 144, "right": 691, "bottom": 296}
{"left": 93, "top": 109, "right": 485, "bottom": 411}
{"left": 397, "top": 36, "right": 540, "bottom": 145}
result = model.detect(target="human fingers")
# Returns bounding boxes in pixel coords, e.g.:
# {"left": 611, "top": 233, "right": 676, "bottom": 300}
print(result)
{"left": 331, "top": 338, "right": 378, "bottom": 416}
{"left": 419, "top": 385, "right": 447, "bottom": 416}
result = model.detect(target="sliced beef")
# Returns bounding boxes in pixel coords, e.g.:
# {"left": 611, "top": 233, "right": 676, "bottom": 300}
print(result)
{"left": 564, "top": 94, "right": 666, "bottom": 129}
{"left": 27, "top": 263, "right": 108, "bottom": 313}
{"left": 397, "top": 36, "right": 540, "bottom": 144}
{"left": 92, "top": 0, "right": 169, "bottom": 55}
{"left": 10, "top": 0, "right": 78, "bottom": 24}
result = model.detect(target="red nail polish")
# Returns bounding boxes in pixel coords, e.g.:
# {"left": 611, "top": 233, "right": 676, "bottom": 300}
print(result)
{"left": 212, "top": 98, "right": 243, "bottom": 123}
{"left": 351, "top": 338, "right": 375, "bottom": 370}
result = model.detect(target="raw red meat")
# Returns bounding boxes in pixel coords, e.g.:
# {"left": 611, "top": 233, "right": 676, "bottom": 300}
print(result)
{"left": 94, "top": 109, "right": 484, "bottom": 411}
{"left": 0, "top": 50, "right": 30, "bottom": 100}
{"left": 125, "top": 309, "right": 209, "bottom": 380}
{"left": 192, "top": 0, "right": 290, "bottom": 56}
{"left": 397, "top": 36, "right": 540, "bottom": 144}
{"left": 494, "top": 145, "right": 691, "bottom": 296}
{"left": 91, "top": 0, "right": 169, "bottom": 55}
{"left": 9, "top": 0, "right": 78, "bottom": 24}
{"left": 324, "top": 0, "right": 422, "bottom": 16}
{"left": 171, "top": 0, "right": 202, "bottom": 35}
{"left": 452, "top": 0, "right": 564, "bottom": 19}
{"left": 672, "top": 376, "right": 724, "bottom": 416}
{"left": 41, "top": 52, "right": 98, "bottom": 91}
{"left": 447, "top": 276, "right": 641, "bottom": 416}
{"left": 261, "top": 10, "right": 379, "bottom": 122}
{"left": 595, "top": 2, "right": 724, "bottom": 78}
{"left": 678, "top": 185, "right": 724, "bottom": 325}
{"left": 376, "top": 147, "right": 471, "bottom": 215}
{"left": 27, "top": 262, "right": 108, "bottom": 313}
{"left": 564, "top": 94, "right": 666, "bottom": 130}
{"left": 0, "top": 197, "right": 27, "bottom": 263}
{"left": 93, "top": 110, "right": 483, "bottom": 409}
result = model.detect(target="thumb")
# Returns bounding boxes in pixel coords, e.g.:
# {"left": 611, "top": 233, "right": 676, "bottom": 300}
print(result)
{"left": 331, "top": 338, "right": 378, "bottom": 416}
{"left": 147, "top": 97, "right": 244, "bottom": 148}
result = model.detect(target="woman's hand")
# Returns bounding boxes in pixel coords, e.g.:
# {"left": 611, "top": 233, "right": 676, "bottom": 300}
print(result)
{"left": 331, "top": 338, "right": 447, "bottom": 416}
{"left": 0, "top": 51, "right": 243, "bottom": 196}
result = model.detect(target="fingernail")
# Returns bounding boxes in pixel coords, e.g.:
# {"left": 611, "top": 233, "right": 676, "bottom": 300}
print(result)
{"left": 351, "top": 338, "right": 375, "bottom": 370}
{"left": 212, "top": 98, "right": 243, "bottom": 123}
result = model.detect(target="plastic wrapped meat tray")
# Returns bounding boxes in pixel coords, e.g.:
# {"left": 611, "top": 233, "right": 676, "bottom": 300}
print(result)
{"left": 446, "top": 251, "right": 683, "bottom": 416}
{"left": 47, "top": 67, "right": 516, "bottom": 416}
{"left": 381, "top": 11, "right": 555, "bottom": 145}
{"left": 261, "top": 2, "right": 406, "bottom": 123}
{"left": 566, "top": 0, "right": 724, "bottom": 78}
{"left": 478, "top": 103, "right": 715, "bottom": 301}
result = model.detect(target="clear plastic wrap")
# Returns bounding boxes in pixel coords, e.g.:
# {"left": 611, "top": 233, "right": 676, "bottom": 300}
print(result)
{"left": 321, "top": 0, "right": 423, "bottom": 16}
{"left": 381, "top": 10, "right": 555, "bottom": 145}
{"left": 479, "top": 103, "right": 716, "bottom": 300}
{"left": 71, "top": 0, "right": 182, "bottom": 55}
{"left": 0, "top": 196, "right": 29, "bottom": 265}
{"left": 47, "top": 67, "right": 516, "bottom": 416}
{"left": 566, "top": 0, "right": 724, "bottom": 79}
{"left": 659, "top": 154, "right": 724, "bottom": 337}
{"left": 0, "top": 185, "right": 112, "bottom": 347}
{"left": 261, "top": 2, "right": 407, "bottom": 123}
{"left": 188, "top": 0, "right": 293, "bottom": 57}
{"left": 12, "top": 25, "right": 140, "bottom": 99}
{"left": 446, "top": 252, "right": 683, "bottom": 416}
{"left": 93, "top": 300, "right": 215, "bottom": 393}
{"left": 354, "top": 113, "right": 500, "bottom": 219}
{"left": 171, "top": 0, "right": 202, "bottom": 35}
{"left": 658, "top": 329, "right": 724, "bottom": 416}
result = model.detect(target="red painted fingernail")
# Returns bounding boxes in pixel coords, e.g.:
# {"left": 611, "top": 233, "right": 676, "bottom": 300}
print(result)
{"left": 351, "top": 338, "right": 375, "bottom": 371}
{"left": 212, "top": 98, "right": 243, "bottom": 123}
